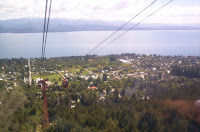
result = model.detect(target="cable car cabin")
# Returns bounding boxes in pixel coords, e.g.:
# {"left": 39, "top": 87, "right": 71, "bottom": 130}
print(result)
{"left": 37, "top": 80, "right": 44, "bottom": 88}
{"left": 38, "top": 83, "right": 42, "bottom": 88}
{"left": 62, "top": 79, "right": 68, "bottom": 88}
{"left": 37, "top": 79, "right": 48, "bottom": 89}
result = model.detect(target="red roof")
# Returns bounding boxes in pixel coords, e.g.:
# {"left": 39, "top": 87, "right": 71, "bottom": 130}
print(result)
{"left": 63, "top": 79, "right": 68, "bottom": 81}
{"left": 89, "top": 86, "right": 98, "bottom": 90}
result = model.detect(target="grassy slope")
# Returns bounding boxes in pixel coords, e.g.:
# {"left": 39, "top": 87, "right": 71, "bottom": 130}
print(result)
{"left": 32, "top": 73, "right": 62, "bottom": 85}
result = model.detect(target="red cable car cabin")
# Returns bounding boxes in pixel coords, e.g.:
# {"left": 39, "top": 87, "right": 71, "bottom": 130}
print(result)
{"left": 62, "top": 79, "right": 68, "bottom": 88}
{"left": 38, "top": 83, "right": 42, "bottom": 88}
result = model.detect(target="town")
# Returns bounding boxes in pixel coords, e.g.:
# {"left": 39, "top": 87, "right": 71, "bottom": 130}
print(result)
{"left": 1, "top": 53, "right": 199, "bottom": 98}
{"left": 0, "top": 53, "right": 200, "bottom": 131}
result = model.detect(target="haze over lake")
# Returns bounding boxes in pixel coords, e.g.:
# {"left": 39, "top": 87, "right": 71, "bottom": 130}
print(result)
{"left": 0, "top": 30, "right": 200, "bottom": 58}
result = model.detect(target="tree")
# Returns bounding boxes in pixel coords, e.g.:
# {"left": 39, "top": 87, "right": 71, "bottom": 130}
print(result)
{"left": 0, "top": 86, "right": 27, "bottom": 131}
{"left": 54, "top": 81, "right": 58, "bottom": 85}
{"left": 114, "top": 88, "right": 120, "bottom": 103}
{"left": 131, "top": 93, "right": 136, "bottom": 100}
{"left": 183, "top": 70, "right": 199, "bottom": 78}
{"left": 46, "top": 118, "right": 90, "bottom": 132}
{"left": 65, "top": 96, "right": 72, "bottom": 107}
{"left": 31, "top": 78, "right": 35, "bottom": 85}
{"left": 106, "top": 87, "right": 112, "bottom": 94}
{"left": 106, "top": 118, "right": 119, "bottom": 131}
{"left": 121, "top": 88, "right": 126, "bottom": 96}
{"left": 159, "top": 73, "right": 162, "bottom": 79}
{"left": 80, "top": 93, "right": 88, "bottom": 106}
{"left": 109, "top": 56, "right": 116, "bottom": 61}
{"left": 138, "top": 111, "right": 162, "bottom": 132}
{"left": 103, "top": 66, "right": 110, "bottom": 71}
{"left": 171, "top": 68, "right": 183, "bottom": 76}
{"left": 103, "top": 74, "right": 107, "bottom": 81}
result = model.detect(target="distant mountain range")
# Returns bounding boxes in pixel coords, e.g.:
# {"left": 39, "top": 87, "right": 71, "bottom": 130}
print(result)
{"left": 0, "top": 18, "right": 200, "bottom": 33}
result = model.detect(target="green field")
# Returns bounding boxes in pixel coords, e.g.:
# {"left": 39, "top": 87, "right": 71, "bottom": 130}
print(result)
{"left": 32, "top": 73, "right": 62, "bottom": 85}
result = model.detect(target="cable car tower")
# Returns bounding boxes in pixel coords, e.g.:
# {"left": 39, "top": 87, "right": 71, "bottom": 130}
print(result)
{"left": 38, "top": 80, "right": 50, "bottom": 128}
{"left": 42, "top": 80, "right": 50, "bottom": 128}
{"left": 40, "top": 0, "right": 52, "bottom": 128}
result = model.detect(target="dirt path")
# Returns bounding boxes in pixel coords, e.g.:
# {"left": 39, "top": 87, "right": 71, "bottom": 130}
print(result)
{"left": 28, "top": 59, "right": 32, "bottom": 85}
{"left": 58, "top": 71, "right": 65, "bottom": 79}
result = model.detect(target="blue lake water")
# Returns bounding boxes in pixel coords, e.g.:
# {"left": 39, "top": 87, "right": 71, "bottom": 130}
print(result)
{"left": 0, "top": 30, "right": 200, "bottom": 58}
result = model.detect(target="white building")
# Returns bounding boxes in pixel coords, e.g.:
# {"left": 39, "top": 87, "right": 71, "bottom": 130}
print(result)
{"left": 36, "top": 78, "right": 43, "bottom": 84}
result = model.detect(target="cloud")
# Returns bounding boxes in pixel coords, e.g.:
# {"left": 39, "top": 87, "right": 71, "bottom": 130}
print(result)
{"left": 0, "top": 0, "right": 200, "bottom": 24}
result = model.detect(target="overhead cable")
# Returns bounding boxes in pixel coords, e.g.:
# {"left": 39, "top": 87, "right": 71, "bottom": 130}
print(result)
{"left": 94, "top": 0, "right": 173, "bottom": 55}
{"left": 41, "top": 0, "right": 49, "bottom": 58}
{"left": 86, "top": 0, "right": 158, "bottom": 55}
{"left": 43, "top": 0, "right": 53, "bottom": 57}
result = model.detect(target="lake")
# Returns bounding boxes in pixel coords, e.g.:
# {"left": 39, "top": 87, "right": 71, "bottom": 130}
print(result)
{"left": 0, "top": 30, "right": 200, "bottom": 58}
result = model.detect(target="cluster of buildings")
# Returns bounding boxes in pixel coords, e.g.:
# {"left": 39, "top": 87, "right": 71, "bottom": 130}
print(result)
{"left": 0, "top": 67, "right": 19, "bottom": 90}
{"left": 1, "top": 55, "right": 199, "bottom": 103}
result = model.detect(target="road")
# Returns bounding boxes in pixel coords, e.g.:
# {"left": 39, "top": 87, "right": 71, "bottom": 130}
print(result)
{"left": 28, "top": 59, "right": 32, "bottom": 85}
{"left": 58, "top": 71, "right": 65, "bottom": 79}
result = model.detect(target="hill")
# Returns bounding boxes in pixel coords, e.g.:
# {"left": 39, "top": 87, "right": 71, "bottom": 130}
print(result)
{"left": 0, "top": 18, "right": 200, "bottom": 33}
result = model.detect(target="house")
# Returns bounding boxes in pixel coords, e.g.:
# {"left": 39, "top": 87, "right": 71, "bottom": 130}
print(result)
{"left": 109, "top": 89, "right": 115, "bottom": 94}
{"left": 102, "top": 90, "right": 107, "bottom": 94}
{"left": 80, "top": 75, "right": 85, "bottom": 79}
{"left": 72, "top": 100, "right": 76, "bottom": 104}
{"left": 88, "top": 85, "right": 98, "bottom": 90}
{"left": 45, "top": 81, "right": 52, "bottom": 86}
{"left": 71, "top": 105, "right": 75, "bottom": 108}
{"left": 127, "top": 73, "right": 135, "bottom": 77}
{"left": 36, "top": 78, "right": 43, "bottom": 84}
{"left": 24, "top": 77, "right": 28, "bottom": 83}
{"left": 84, "top": 77, "right": 89, "bottom": 80}
{"left": 99, "top": 96, "right": 105, "bottom": 101}
{"left": 91, "top": 74, "right": 96, "bottom": 79}
{"left": 65, "top": 73, "right": 69, "bottom": 77}
{"left": 140, "top": 74, "right": 145, "bottom": 79}
{"left": 6, "top": 87, "right": 13, "bottom": 90}
{"left": 119, "top": 59, "right": 129, "bottom": 63}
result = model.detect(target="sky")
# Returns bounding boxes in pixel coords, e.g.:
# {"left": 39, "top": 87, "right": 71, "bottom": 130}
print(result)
{"left": 0, "top": 0, "right": 200, "bottom": 24}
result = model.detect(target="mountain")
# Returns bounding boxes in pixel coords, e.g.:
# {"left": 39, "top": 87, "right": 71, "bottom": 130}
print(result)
{"left": 0, "top": 18, "right": 199, "bottom": 33}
